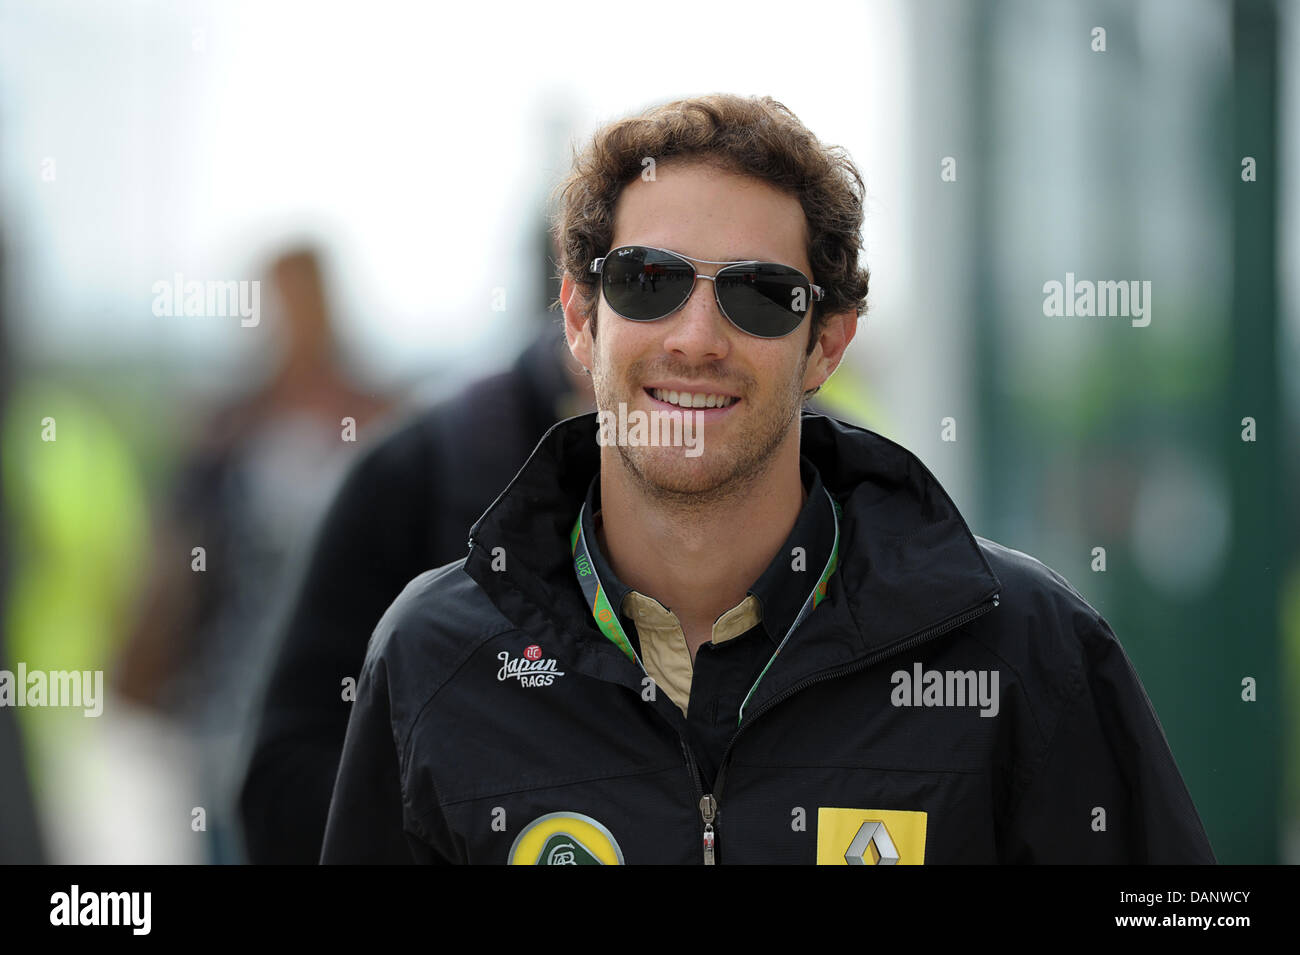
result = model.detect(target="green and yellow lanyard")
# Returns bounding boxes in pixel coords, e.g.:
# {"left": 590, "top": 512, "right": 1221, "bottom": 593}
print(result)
{"left": 570, "top": 490, "right": 841, "bottom": 723}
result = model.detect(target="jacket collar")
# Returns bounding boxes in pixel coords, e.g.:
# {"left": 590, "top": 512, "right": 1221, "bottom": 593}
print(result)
{"left": 466, "top": 412, "right": 1001, "bottom": 691}
{"left": 578, "top": 455, "right": 837, "bottom": 650}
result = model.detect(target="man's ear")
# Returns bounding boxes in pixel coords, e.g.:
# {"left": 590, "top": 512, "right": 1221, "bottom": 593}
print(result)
{"left": 803, "top": 309, "right": 859, "bottom": 394}
{"left": 560, "top": 272, "right": 594, "bottom": 372}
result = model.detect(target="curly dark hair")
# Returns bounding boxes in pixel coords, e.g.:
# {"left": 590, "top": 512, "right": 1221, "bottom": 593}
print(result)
{"left": 549, "top": 93, "right": 870, "bottom": 360}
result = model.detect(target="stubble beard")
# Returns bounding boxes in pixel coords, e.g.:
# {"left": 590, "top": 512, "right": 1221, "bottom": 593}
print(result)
{"left": 590, "top": 344, "right": 808, "bottom": 516}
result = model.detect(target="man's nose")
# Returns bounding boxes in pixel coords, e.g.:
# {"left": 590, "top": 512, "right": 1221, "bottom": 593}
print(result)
{"left": 660, "top": 275, "right": 732, "bottom": 361}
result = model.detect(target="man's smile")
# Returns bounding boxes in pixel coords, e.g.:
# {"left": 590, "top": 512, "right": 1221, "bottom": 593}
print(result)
{"left": 643, "top": 386, "right": 742, "bottom": 413}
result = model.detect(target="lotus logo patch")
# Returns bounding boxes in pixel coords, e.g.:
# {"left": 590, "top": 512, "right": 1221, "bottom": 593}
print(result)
{"left": 497, "top": 648, "right": 565, "bottom": 688}
{"left": 508, "top": 812, "right": 625, "bottom": 865}
{"left": 816, "top": 808, "right": 928, "bottom": 865}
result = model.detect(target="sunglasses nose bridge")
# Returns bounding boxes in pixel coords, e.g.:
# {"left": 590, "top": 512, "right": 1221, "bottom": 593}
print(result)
{"left": 694, "top": 274, "right": 737, "bottom": 328}
{"left": 657, "top": 271, "right": 736, "bottom": 357}
{"left": 675, "top": 271, "right": 732, "bottom": 325}
{"left": 691, "top": 271, "right": 756, "bottom": 336}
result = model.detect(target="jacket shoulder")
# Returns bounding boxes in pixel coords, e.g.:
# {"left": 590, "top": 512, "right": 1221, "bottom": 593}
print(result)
{"left": 968, "top": 536, "right": 1120, "bottom": 710}
{"left": 361, "top": 559, "right": 518, "bottom": 733}
{"left": 976, "top": 536, "right": 1102, "bottom": 623}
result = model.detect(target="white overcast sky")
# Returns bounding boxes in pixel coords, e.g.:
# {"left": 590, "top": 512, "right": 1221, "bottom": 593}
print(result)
{"left": 0, "top": 0, "right": 908, "bottom": 388}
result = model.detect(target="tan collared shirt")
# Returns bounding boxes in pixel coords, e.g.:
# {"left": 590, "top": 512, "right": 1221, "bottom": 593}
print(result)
{"left": 621, "top": 590, "right": 762, "bottom": 716}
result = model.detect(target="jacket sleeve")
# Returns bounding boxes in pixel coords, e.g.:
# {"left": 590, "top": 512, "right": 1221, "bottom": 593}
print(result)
{"left": 1000, "top": 612, "right": 1216, "bottom": 864}
{"left": 319, "top": 644, "right": 449, "bottom": 864}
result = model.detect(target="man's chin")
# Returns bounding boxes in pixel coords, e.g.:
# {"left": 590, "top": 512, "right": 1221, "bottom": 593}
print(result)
{"left": 616, "top": 445, "right": 755, "bottom": 501}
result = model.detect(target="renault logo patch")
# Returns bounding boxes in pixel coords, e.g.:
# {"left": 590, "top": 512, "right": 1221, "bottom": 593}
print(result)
{"left": 507, "top": 812, "right": 625, "bottom": 865}
{"left": 816, "top": 808, "right": 927, "bottom": 865}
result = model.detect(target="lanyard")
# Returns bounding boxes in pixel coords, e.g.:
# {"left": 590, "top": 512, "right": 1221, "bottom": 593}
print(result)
{"left": 569, "top": 489, "right": 842, "bottom": 723}
{"left": 569, "top": 513, "right": 644, "bottom": 671}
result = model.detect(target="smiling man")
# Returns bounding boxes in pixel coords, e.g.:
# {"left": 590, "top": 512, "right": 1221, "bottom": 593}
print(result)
{"left": 576, "top": 159, "right": 850, "bottom": 681}
{"left": 320, "top": 93, "right": 1215, "bottom": 864}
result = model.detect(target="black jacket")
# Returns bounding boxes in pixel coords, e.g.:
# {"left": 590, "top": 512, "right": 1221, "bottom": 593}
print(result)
{"left": 320, "top": 412, "right": 1216, "bottom": 864}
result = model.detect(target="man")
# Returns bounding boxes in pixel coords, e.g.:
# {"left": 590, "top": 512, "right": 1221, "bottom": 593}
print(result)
{"left": 321, "top": 93, "right": 1215, "bottom": 864}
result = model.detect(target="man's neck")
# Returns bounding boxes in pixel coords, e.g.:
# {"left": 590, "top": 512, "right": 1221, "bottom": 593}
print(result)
{"left": 596, "top": 437, "right": 806, "bottom": 641}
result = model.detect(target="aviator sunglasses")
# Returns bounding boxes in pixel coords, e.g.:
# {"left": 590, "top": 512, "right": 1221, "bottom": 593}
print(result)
{"left": 588, "top": 245, "right": 823, "bottom": 339}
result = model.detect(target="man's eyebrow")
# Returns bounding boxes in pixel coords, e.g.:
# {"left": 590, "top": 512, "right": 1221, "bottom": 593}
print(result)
{"left": 649, "top": 247, "right": 788, "bottom": 263}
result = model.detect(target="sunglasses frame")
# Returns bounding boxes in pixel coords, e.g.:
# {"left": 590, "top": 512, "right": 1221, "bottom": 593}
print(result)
{"left": 588, "top": 245, "right": 824, "bottom": 339}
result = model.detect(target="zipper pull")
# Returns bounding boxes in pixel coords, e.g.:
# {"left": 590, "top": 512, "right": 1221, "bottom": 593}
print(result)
{"left": 700, "top": 794, "right": 717, "bottom": 865}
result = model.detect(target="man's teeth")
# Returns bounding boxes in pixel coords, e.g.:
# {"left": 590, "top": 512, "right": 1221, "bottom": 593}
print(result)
{"left": 650, "top": 388, "right": 737, "bottom": 409}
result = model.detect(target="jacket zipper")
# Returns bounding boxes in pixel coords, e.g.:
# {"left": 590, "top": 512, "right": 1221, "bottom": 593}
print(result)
{"left": 677, "top": 738, "right": 714, "bottom": 864}
{"left": 700, "top": 794, "right": 717, "bottom": 865}
{"left": 696, "top": 592, "right": 1000, "bottom": 865}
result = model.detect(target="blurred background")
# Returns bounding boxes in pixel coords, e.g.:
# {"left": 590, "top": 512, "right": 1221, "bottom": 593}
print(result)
{"left": 0, "top": 0, "right": 1294, "bottom": 863}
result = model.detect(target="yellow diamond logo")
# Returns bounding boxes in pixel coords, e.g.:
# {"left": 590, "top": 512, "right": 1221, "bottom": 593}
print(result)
{"left": 816, "top": 808, "right": 928, "bottom": 865}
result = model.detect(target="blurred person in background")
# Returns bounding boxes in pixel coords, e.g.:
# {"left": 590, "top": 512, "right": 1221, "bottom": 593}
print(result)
{"left": 114, "top": 245, "right": 392, "bottom": 862}
{"left": 237, "top": 212, "right": 874, "bottom": 865}
{"left": 238, "top": 223, "right": 597, "bottom": 863}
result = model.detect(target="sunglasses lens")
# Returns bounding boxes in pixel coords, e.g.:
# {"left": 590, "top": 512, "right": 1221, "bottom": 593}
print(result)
{"left": 716, "top": 264, "right": 812, "bottom": 338}
{"left": 600, "top": 246, "right": 696, "bottom": 321}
